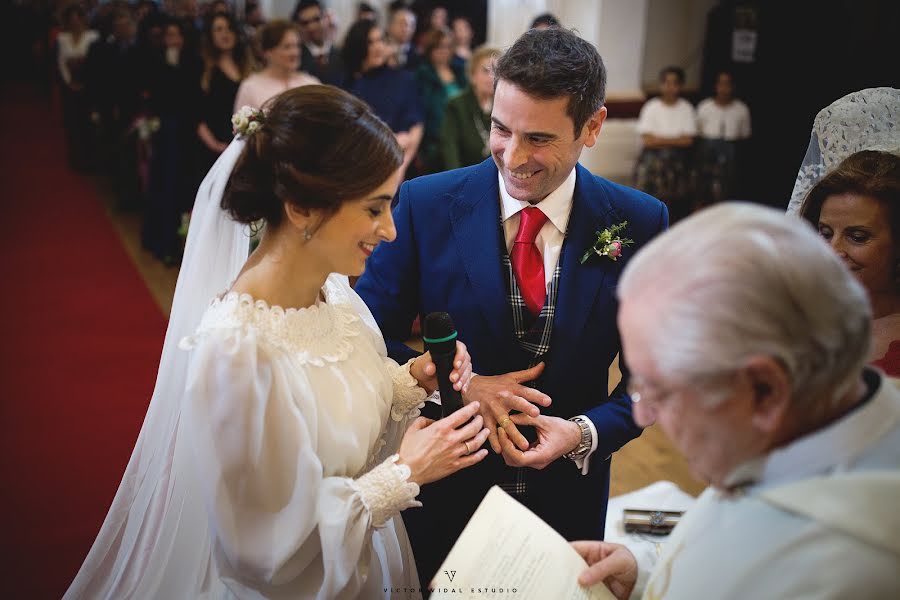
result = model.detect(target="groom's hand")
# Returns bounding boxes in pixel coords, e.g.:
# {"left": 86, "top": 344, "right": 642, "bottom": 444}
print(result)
{"left": 496, "top": 413, "right": 581, "bottom": 470}
{"left": 462, "top": 363, "right": 552, "bottom": 453}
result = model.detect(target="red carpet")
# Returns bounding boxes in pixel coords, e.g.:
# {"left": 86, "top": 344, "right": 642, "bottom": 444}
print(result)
{"left": 0, "top": 84, "right": 167, "bottom": 599}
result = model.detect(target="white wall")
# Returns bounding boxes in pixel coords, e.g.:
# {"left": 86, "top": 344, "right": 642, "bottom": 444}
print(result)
{"left": 258, "top": 0, "right": 292, "bottom": 20}
{"left": 640, "top": 0, "right": 716, "bottom": 90}
{"left": 595, "top": 0, "right": 647, "bottom": 98}
{"left": 486, "top": 0, "right": 649, "bottom": 98}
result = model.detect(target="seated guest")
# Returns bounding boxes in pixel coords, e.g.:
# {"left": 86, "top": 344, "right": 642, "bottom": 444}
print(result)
{"left": 574, "top": 203, "right": 900, "bottom": 600}
{"left": 788, "top": 87, "right": 900, "bottom": 214}
{"left": 342, "top": 19, "right": 423, "bottom": 179}
{"left": 293, "top": 0, "right": 344, "bottom": 86}
{"left": 415, "top": 27, "right": 468, "bottom": 173}
{"left": 438, "top": 45, "right": 499, "bottom": 171}
{"left": 800, "top": 150, "right": 900, "bottom": 376}
{"left": 635, "top": 65, "right": 697, "bottom": 219}
{"left": 695, "top": 70, "right": 751, "bottom": 204}
{"left": 233, "top": 20, "right": 318, "bottom": 111}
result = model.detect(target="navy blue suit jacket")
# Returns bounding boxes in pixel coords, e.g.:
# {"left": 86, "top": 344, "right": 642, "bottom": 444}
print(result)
{"left": 355, "top": 158, "right": 668, "bottom": 581}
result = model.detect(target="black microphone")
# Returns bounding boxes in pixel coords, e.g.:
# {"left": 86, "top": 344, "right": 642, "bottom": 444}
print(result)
{"left": 423, "top": 312, "right": 464, "bottom": 417}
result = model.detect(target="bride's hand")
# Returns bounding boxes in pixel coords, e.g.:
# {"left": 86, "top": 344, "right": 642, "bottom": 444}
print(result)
{"left": 409, "top": 341, "right": 473, "bottom": 395}
{"left": 398, "top": 401, "right": 490, "bottom": 485}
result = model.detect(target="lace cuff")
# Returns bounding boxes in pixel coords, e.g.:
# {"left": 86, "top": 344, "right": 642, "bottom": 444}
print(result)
{"left": 389, "top": 358, "right": 428, "bottom": 422}
{"left": 353, "top": 454, "right": 421, "bottom": 528}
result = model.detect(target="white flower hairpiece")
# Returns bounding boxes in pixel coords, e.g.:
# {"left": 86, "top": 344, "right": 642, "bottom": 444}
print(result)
{"left": 232, "top": 105, "right": 265, "bottom": 137}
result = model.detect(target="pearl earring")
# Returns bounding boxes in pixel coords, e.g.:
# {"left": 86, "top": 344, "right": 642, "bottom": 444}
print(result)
{"left": 303, "top": 228, "right": 312, "bottom": 241}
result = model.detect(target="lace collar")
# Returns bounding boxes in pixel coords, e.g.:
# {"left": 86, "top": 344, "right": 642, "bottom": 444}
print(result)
{"left": 180, "top": 276, "right": 362, "bottom": 365}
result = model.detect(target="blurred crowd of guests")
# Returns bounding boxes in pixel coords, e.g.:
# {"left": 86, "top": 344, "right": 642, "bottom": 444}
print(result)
{"left": 49, "top": 0, "right": 756, "bottom": 263}
{"left": 50, "top": 0, "right": 500, "bottom": 266}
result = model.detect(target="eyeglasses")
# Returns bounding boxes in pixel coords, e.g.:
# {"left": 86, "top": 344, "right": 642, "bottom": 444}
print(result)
{"left": 626, "top": 376, "right": 683, "bottom": 407}
{"left": 627, "top": 369, "right": 736, "bottom": 407}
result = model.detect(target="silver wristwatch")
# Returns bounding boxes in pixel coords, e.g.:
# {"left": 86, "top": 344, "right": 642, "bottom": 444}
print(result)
{"left": 563, "top": 416, "right": 592, "bottom": 461}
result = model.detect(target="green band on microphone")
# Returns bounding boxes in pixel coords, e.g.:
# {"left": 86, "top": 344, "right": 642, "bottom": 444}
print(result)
{"left": 422, "top": 331, "right": 457, "bottom": 344}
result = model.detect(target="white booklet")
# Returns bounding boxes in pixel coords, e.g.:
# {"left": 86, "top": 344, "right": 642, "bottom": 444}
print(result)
{"left": 430, "top": 486, "right": 616, "bottom": 599}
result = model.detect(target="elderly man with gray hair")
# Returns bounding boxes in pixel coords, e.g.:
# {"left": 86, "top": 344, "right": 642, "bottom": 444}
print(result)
{"left": 573, "top": 203, "right": 900, "bottom": 599}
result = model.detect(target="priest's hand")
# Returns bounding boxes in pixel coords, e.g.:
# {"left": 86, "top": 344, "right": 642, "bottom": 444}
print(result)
{"left": 461, "top": 362, "right": 552, "bottom": 453}
{"left": 496, "top": 413, "right": 581, "bottom": 470}
{"left": 571, "top": 541, "right": 637, "bottom": 600}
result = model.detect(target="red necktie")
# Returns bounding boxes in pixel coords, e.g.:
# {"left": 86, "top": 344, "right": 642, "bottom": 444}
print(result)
{"left": 511, "top": 206, "right": 548, "bottom": 317}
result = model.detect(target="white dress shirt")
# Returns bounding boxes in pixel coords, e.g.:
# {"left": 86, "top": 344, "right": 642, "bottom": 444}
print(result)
{"left": 304, "top": 41, "right": 332, "bottom": 59}
{"left": 498, "top": 168, "right": 575, "bottom": 289}
{"left": 497, "top": 169, "right": 600, "bottom": 474}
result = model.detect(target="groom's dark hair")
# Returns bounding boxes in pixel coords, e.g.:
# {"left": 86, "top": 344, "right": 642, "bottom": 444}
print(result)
{"left": 494, "top": 27, "right": 606, "bottom": 137}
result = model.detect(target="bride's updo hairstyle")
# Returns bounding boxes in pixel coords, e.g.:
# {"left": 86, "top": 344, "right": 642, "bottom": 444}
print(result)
{"left": 222, "top": 85, "right": 403, "bottom": 228}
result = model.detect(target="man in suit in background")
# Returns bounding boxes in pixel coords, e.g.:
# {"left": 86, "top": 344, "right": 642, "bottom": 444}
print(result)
{"left": 385, "top": 1, "right": 420, "bottom": 70}
{"left": 355, "top": 27, "right": 668, "bottom": 591}
{"left": 293, "top": 0, "right": 344, "bottom": 86}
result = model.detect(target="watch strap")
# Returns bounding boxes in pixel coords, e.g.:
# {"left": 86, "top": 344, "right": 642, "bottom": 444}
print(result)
{"left": 563, "top": 416, "right": 592, "bottom": 460}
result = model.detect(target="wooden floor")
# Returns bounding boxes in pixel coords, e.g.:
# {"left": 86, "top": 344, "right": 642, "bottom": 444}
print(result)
{"left": 102, "top": 191, "right": 705, "bottom": 499}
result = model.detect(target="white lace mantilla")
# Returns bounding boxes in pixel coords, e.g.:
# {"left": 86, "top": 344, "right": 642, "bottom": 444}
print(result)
{"left": 788, "top": 87, "right": 900, "bottom": 214}
{"left": 179, "top": 291, "right": 362, "bottom": 366}
{"left": 352, "top": 454, "right": 421, "bottom": 528}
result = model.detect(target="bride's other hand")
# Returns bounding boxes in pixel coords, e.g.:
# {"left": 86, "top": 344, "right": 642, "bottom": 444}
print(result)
{"left": 409, "top": 341, "right": 473, "bottom": 395}
{"left": 398, "top": 401, "right": 490, "bottom": 485}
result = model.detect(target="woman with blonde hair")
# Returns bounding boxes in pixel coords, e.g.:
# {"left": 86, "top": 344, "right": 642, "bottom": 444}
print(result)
{"left": 439, "top": 45, "right": 500, "bottom": 170}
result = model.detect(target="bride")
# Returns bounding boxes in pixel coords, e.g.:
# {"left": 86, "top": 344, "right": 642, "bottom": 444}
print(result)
{"left": 65, "top": 86, "right": 490, "bottom": 599}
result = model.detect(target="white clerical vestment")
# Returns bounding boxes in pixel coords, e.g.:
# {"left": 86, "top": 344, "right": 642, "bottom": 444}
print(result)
{"left": 635, "top": 369, "right": 900, "bottom": 600}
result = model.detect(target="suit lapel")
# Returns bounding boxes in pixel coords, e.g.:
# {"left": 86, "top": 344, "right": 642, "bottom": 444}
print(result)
{"left": 555, "top": 165, "right": 623, "bottom": 351}
{"left": 449, "top": 160, "right": 516, "bottom": 346}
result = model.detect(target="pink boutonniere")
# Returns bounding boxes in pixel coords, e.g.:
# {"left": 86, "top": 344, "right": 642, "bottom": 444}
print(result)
{"left": 580, "top": 221, "right": 634, "bottom": 264}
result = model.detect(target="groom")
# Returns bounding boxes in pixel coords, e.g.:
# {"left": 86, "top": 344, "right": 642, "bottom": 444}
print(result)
{"left": 355, "top": 28, "right": 668, "bottom": 590}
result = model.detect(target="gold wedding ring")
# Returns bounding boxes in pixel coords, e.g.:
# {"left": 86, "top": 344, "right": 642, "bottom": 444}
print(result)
{"left": 463, "top": 441, "right": 471, "bottom": 455}
{"left": 498, "top": 416, "right": 511, "bottom": 429}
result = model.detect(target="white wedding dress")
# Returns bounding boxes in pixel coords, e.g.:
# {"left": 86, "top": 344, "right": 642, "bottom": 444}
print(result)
{"left": 66, "top": 273, "right": 427, "bottom": 599}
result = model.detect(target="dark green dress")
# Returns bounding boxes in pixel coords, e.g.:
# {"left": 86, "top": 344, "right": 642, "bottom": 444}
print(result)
{"left": 415, "top": 62, "right": 468, "bottom": 172}
{"left": 439, "top": 86, "right": 492, "bottom": 171}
